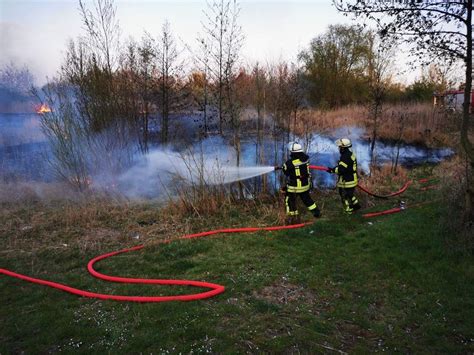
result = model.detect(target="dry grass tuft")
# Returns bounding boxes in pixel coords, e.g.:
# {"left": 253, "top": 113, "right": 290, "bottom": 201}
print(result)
{"left": 293, "top": 105, "right": 366, "bottom": 138}
{"left": 0, "top": 186, "right": 286, "bottom": 260}
{"left": 356, "top": 164, "right": 409, "bottom": 197}
{"left": 0, "top": 181, "right": 79, "bottom": 204}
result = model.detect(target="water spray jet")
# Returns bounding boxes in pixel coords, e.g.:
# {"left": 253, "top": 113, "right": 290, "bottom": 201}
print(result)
{"left": 202, "top": 165, "right": 276, "bottom": 185}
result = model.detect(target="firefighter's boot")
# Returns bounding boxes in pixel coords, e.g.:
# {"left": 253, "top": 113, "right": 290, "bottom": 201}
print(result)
{"left": 312, "top": 208, "right": 322, "bottom": 218}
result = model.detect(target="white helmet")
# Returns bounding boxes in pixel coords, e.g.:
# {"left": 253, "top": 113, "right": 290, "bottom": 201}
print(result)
{"left": 335, "top": 138, "right": 352, "bottom": 148}
{"left": 288, "top": 142, "right": 303, "bottom": 153}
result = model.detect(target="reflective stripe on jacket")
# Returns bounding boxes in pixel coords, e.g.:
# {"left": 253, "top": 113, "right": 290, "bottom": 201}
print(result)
{"left": 334, "top": 149, "right": 358, "bottom": 188}
{"left": 283, "top": 153, "right": 312, "bottom": 193}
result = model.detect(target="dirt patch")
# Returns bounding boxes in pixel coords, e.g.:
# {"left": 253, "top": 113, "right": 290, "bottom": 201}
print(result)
{"left": 253, "top": 279, "right": 318, "bottom": 305}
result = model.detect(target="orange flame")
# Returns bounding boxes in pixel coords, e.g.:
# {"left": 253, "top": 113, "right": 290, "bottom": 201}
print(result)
{"left": 36, "top": 103, "right": 52, "bottom": 114}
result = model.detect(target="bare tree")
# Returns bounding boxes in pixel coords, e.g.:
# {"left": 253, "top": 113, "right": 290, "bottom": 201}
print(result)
{"left": 201, "top": 0, "right": 244, "bottom": 135}
{"left": 224, "top": 3, "right": 244, "bottom": 162}
{"left": 39, "top": 83, "right": 90, "bottom": 191}
{"left": 267, "top": 62, "right": 294, "bottom": 157}
{"left": 252, "top": 63, "right": 266, "bottom": 164}
{"left": 118, "top": 35, "right": 157, "bottom": 152}
{"left": 366, "top": 33, "right": 396, "bottom": 163}
{"left": 192, "top": 37, "right": 212, "bottom": 135}
{"left": 79, "top": 0, "right": 120, "bottom": 74}
{"left": 156, "top": 21, "right": 184, "bottom": 144}
{"left": 40, "top": 0, "right": 138, "bottom": 189}
{"left": 250, "top": 62, "right": 268, "bottom": 192}
{"left": 138, "top": 34, "right": 157, "bottom": 151}
{"left": 287, "top": 63, "right": 305, "bottom": 140}
{"left": 63, "top": 0, "right": 122, "bottom": 133}
{"left": 0, "top": 63, "right": 35, "bottom": 94}
{"left": 0, "top": 62, "right": 35, "bottom": 112}
{"left": 391, "top": 109, "right": 407, "bottom": 175}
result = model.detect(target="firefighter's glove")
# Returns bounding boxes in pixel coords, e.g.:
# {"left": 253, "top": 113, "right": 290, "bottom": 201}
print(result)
{"left": 280, "top": 186, "right": 287, "bottom": 194}
{"left": 326, "top": 167, "right": 335, "bottom": 173}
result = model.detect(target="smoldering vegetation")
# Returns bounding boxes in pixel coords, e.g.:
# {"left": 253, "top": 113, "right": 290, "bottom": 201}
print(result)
{"left": 0, "top": 109, "right": 454, "bottom": 203}
{"left": 0, "top": 0, "right": 459, "bottom": 205}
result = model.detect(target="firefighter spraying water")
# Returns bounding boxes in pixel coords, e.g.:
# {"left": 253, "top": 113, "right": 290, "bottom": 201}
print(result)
{"left": 187, "top": 138, "right": 360, "bottom": 220}
{"left": 275, "top": 142, "right": 322, "bottom": 225}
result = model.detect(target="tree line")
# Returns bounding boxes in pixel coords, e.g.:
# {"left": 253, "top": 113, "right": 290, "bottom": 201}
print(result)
{"left": 31, "top": 0, "right": 467, "bottom": 201}
{"left": 37, "top": 0, "right": 456, "bottom": 152}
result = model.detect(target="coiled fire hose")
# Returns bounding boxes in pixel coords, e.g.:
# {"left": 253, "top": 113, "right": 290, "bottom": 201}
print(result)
{"left": 0, "top": 223, "right": 310, "bottom": 303}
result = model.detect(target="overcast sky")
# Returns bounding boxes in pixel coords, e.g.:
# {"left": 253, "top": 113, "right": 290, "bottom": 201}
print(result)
{"left": 0, "top": 0, "right": 416, "bottom": 85}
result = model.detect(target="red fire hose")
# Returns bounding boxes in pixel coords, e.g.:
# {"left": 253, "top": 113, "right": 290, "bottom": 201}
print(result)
{"left": 309, "top": 165, "right": 438, "bottom": 218}
{"left": 356, "top": 181, "right": 412, "bottom": 198}
{"left": 309, "top": 165, "right": 411, "bottom": 198}
{"left": 0, "top": 223, "right": 310, "bottom": 303}
{"left": 2, "top": 168, "right": 437, "bottom": 302}
{"left": 309, "top": 165, "right": 330, "bottom": 172}
{"left": 362, "top": 207, "right": 404, "bottom": 218}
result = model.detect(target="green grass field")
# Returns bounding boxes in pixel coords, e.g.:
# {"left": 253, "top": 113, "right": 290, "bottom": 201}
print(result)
{"left": 1, "top": 182, "right": 473, "bottom": 353}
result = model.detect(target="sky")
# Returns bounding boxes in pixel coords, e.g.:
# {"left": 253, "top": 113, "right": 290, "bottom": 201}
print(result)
{"left": 0, "top": 0, "right": 415, "bottom": 86}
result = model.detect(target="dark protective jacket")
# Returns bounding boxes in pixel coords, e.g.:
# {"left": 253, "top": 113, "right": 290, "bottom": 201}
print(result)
{"left": 282, "top": 152, "right": 312, "bottom": 193}
{"left": 334, "top": 148, "right": 358, "bottom": 188}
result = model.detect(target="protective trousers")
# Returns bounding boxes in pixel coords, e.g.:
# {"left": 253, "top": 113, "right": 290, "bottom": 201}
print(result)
{"left": 285, "top": 190, "right": 319, "bottom": 216}
{"left": 338, "top": 187, "right": 361, "bottom": 214}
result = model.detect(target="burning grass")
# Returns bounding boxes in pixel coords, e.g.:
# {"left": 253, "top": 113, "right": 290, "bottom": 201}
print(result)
{"left": 35, "top": 103, "right": 52, "bottom": 114}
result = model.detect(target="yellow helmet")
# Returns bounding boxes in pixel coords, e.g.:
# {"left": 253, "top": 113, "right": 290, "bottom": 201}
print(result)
{"left": 335, "top": 138, "right": 352, "bottom": 148}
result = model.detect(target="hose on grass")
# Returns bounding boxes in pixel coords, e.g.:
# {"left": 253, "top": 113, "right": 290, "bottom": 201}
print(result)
{"left": 356, "top": 181, "right": 412, "bottom": 199}
{"left": 309, "top": 165, "right": 437, "bottom": 218}
{"left": 0, "top": 223, "right": 310, "bottom": 303}
{"left": 362, "top": 207, "right": 404, "bottom": 218}
{"left": 361, "top": 200, "right": 440, "bottom": 218}
{"left": 1, "top": 169, "right": 437, "bottom": 302}
{"left": 309, "top": 165, "right": 412, "bottom": 198}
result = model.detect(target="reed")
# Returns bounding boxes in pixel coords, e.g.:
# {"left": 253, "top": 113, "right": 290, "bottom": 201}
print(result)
{"left": 293, "top": 103, "right": 458, "bottom": 146}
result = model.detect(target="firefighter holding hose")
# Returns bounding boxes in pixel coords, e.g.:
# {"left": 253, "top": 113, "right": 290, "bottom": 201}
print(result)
{"left": 327, "top": 138, "right": 361, "bottom": 214}
{"left": 275, "top": 142, "right": 321, "bottom": 224}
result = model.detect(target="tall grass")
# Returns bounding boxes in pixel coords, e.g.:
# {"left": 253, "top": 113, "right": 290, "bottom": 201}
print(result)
{"left": 435, "top": 156, "right": 474, "bottom": 254}
{"left": 294, "top": 103, "right": 458, "bottom": 146}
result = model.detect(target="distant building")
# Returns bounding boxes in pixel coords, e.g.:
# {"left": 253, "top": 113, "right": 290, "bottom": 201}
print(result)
{"left": 433, "top": 90, "right": 474, "bottom": 112}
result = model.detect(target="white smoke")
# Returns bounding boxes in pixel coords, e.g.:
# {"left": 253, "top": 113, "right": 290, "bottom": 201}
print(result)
{"left": 89, "top": 147, "right": 275, "bottom": 199}
{"left": 1, "top": 115, "right": 454, "bottom": 201}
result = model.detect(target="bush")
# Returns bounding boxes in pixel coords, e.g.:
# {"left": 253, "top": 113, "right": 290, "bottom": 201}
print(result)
{"left": 436, "top": 158, "right": 474, "bottom": 254}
